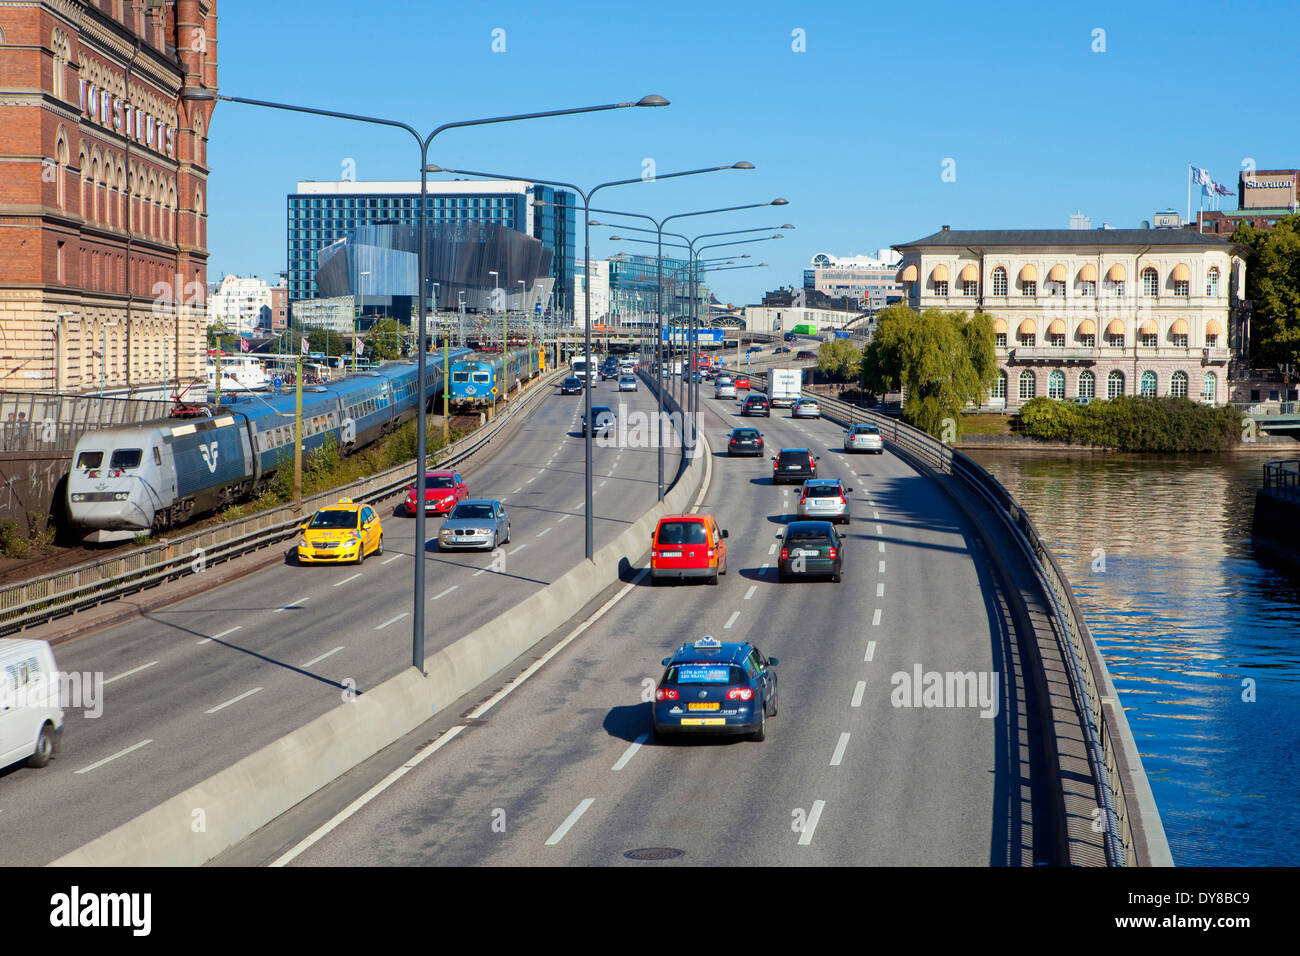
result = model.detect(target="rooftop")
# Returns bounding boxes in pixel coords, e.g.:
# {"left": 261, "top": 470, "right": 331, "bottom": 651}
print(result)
{"left": 895, "top": 227, "right": 1235, "bottom": 250}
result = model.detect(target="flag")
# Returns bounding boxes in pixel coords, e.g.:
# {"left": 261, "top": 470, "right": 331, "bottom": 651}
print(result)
{"left": 354, "top": 337, "right": 364, "bottom": 356}
{"left": 1214, "top": 182, "right": 1235, "bottom": 197}
{"left": 301, "top": 335, "right": 309, "bottom": 356}
{"left": 239, "top": 335, "right": 250, "bottom": 353}
{"left": 1190, "top": 166, "right": 1212, "bottom": 187}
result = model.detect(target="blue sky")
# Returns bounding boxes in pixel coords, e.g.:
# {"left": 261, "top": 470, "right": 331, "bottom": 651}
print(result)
{"left": 208, "top": 0, "right": 1300, "bottom": 306}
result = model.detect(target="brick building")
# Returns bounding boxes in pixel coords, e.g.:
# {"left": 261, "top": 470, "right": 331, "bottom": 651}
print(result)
{"left": 0, "top": 0, "right": 217, "bottom": 395}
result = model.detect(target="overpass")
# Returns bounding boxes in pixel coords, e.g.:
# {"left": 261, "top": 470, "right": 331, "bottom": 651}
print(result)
{"left": 0, "top": 361, "right": 1167, "bottom": 866}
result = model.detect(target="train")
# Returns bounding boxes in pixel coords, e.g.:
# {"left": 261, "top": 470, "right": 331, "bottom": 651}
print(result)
{"left": 449, "top": 346, "right": 545, "bottom": 407}
{"left": 66, "top": 352, "right": 471, "bottom": 541}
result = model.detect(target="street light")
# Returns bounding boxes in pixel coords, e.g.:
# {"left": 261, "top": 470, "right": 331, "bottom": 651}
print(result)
{"left": 199, "top": 89, "right": 669, "bottom": 671}
{"left": 426, "top": 161, "right": 755, "bottom": 554}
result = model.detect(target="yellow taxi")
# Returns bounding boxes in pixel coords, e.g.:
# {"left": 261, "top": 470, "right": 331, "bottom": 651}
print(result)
{"left": 296, "top": 498, "right": 383, "bottom": 565}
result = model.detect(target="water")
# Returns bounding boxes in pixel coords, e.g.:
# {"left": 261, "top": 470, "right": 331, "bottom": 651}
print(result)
{"left": 964, "top": 449, "right": 1300, "bottom": 867}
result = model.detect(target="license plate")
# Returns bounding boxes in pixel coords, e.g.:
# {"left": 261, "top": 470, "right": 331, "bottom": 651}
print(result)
{"left": 794, "top": 548, "right": 818, "bottom": 557}
{"left": 680, "top": 718, "right": 726, "bottom": 726}
{"left": 788, "top": 464, "right": 802, "bottom": 470}
{"left": 660, "top": 550, "right": 682, "bottom": 558}
{"left": 687, "top": 702, "right": 720, "bottom": 711}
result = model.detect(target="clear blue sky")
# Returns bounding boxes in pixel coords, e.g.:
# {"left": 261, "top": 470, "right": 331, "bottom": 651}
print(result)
{"left": 207, "top": 0, "right": 1300, "bottom": 307}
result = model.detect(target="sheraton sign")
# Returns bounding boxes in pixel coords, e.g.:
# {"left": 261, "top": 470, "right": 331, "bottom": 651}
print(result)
{"left": 77, "top": 78, "right": 176, "bottom": 158}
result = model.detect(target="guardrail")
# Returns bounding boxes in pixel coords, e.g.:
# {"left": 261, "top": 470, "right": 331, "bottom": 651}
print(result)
{"left": 0, "top": 369, "right": 566, "bottom": 637}
{"left": 1261, "top": 459, "right": 1300, "bottom": 502}
{"left": 734, "top": 367, "right": 1165, "bottom": 867}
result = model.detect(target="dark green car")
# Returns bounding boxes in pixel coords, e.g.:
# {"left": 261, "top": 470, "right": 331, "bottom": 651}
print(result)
{"left": 776, "top": 520, "right": 843, "bottom": 583}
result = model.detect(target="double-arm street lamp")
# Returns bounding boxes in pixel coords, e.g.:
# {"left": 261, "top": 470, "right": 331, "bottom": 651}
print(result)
{"left": 186, "top": 86, "right": 669, "bottom": 670}
{"left": 424, "top": 162, "right": 757, "bottom": 558}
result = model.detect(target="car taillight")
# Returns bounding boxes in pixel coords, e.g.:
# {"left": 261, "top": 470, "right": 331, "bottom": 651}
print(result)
{"left": 808, "top": 454, "right": 815, "bottom": 466}
{"left": 727, "top": 687, "right": 754, "bottom": 701}
{"left": 655, "top": 687, "right": 679, "bottom": 701}
{"left": 773, "top": 461, "right": 779, "bottom": 469}
{"left": 780, "top": 546, "right": 789, "bottom": 560}
{"left": 800, "top": 491, "right": 807, "bottom": 503}
{"left": 828, "top": 547, "right": 838, "bottom": 559}
{"left": 838, "top": 495, "right": 847, "bottom": 505}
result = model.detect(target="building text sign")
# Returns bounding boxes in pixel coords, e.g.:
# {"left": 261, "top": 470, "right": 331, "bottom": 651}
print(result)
{"left": 78, "top": 79, "right": 176, "bottom": 158}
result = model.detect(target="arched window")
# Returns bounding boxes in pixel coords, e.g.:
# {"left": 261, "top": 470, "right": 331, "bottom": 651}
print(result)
{"left": 90, "top": 154, "right": 101, "bottom": 221}
{"left": 1142, "top": 267, "right": 1158, "bottom": 297}
{"left": 1171, "top": 370, "right": 1189, "bottom": 397}
{"left": 992, "top": 267, "right": 1008, "bottom": 296}
{"left": 1107, "top": 369, "right": 1125, "bottom": 399}
{"left": 1048, "top": 370, "right": 1065, "bottom": 399}
{"left": 195, "top": 188, "right": 205, "bottom": 247}
{"left": 1140, "top": 370, "right": 1157, "bottom": 396}
{"left": 1206, "top": 267, "right": 1220, "bottom": 297}
{"left": 1078, "top": 370, "right": 1095, "bottom": 400}
{"left": 1203, "top": 372, "right": 1217, "bottom": 403}
{"left": 991, "top": 369, "right": 1007, "bottom": 399}
{"left": 1018, "top": 370, "right": 1036, "bottom": 400}
{"left": 55, "top": 130, "right": 69, "bottom": 209}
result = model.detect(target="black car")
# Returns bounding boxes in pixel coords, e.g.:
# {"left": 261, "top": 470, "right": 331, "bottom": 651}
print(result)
{"left": 582, "top": 405, "right": 616, "bottom": 436}
{"left": 796, "top": 350, "right": 817, "bottom": 360}
{"left": 560, "top": 376, "right": 584, "bottom": 395}
{"left": 783, "top": 332, "right": 796, "bottom": 342}
{"left": 773, "top": 345, "right": 791, "bottom": 354}
{"left": 776, "top": 520, "right": 843, "bottom": 583}
{"left": 727, "top": 427, "right": 764, "bottom": 457}
{"left": 600, "top": 359, "right": 620, "bottom": 380}
{"left": 772, "top": 447, "right": 818, "bottom": 484}
{"left": 742, "top": 394, "right": 771, "bottom": 417}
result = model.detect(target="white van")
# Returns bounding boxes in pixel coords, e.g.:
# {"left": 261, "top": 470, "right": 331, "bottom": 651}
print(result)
{"left": 0, "top": 639, "right": 64, "bottom": 770}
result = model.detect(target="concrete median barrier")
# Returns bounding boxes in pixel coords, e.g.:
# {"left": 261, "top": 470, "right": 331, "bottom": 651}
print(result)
{"left": 51, "top": 379, "right": 705, "bottom": 867}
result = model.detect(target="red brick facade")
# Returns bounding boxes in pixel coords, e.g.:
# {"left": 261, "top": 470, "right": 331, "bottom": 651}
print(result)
{"left": 0, "top": 0, "right": 217, "bottom": 394}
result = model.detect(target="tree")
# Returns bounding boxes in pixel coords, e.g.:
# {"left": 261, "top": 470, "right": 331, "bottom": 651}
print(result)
{"left": 366, "top": 317, "right": 404, "bottom": 361}
{"left": 816, "top": 339, "right": 862, "bottom": 382}
{"left": 1232, "top": 215, "right": 1300, "bottom": 374}
{"left": 859, "top": 306, "right": 998, "bottom": 439}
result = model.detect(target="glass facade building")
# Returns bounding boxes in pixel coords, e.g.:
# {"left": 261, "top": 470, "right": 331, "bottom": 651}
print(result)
{"left": 607, "top": 254, "right": 712, "bottom": 323}
{"left": 287, "top": 181, "right": 574, "bottom": 313}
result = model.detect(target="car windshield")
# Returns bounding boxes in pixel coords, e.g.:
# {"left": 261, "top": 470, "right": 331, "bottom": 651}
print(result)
{"left": 657, "top": 520, "right": 708, "bottom": 545}
{"left": 564, "top": 378, "right": 581, "bottom": 385}
{"left": 111, "top": 448, "right": 143, "bottom": 469}
{"left": 310, "top": 510, "right": 358, "bottom": 530}
{"left": 452, "top": 503, "right": 495, "bottom": 520}
{"left": 76, "top": 450, "right": 104, "bottom": 469}
{"left": 424, "top": 475, "right": 455, "bottom": 488}
{"left": 666, "top": 663, "right": 746, "bottom": 684}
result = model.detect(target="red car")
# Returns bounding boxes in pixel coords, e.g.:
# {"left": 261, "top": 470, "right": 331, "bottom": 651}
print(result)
{"left": 405, "top": 471, "right": 467, "bottom": 516}
{"left": 733, "top": 375, "right": 751, "bottom": 390}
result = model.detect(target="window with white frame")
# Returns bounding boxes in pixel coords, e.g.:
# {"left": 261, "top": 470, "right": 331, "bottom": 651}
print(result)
{"left": 1108, "top": 333, "right": 1125, "bottom": 348}
{"left": 1048, "top": 333, "right": 1065, "bottom": 347}
{"left": 962, "top": 280, "right": 977, "bottom": 296}
{"left": 1079, "top": 333, "right": 1096, "bottom": 347}
{"left": 1107, "top": 370, "right": 1125, "bottom": 398}
{"left": 934, "top": 280, "right": 948, "bottom": 296}
{"left": 1112, "top": 281, "right": 1125, "bottom": 297}
{"left": 1048, "top": 370, "right": 1065, "bottom": 399}
{"left": 1174, "top": 280, "right": 1189, "bottom": 297}
{"left": 1080, "top": 280, "right": 1096, "bottom": 296}
{"left": 1019, "top": 332, "right": 1036, "bottom": 347}
{"left": 995, "top": 332, "right": 1007, "bottom": 348}
{"left": 1206, "top": 267, "right": 1220, "bottom": 296}
{"left": 1171, "top": 371, "right": 1189, "bottom": 397}
{"left": 1019, "top": 370, "right": 1036, "bottom": 399}
{"left": 1078, "top": 370, "right": 1095, "bottom": 400}
{"left": 1203, "top": 372, "right": 1216, "bottom": 402}
{"left": 1140, "top": 333, "right": 1157, "bottom": 348}
{"left": 1048, "top": 280, "right": 1065, "bottom": 296}
{"left": 1172, "top": 332, "right": 1188, "bottom": 347}
{"left": 1140, "top": 370, "right": 1157, "bottom": 396}
{"left": 992, "top": 267, "right": 1007, "bottom": 296}
{"left": 992, "top": 370, "right": 1007, "bottom": 399}
{"left": 1021, "top": 280, "right": 1036, "bottom": 296}
{"left": 1206, "top": 333, "right": 1218, "bottom": 347}
{"left": 1142, "top": 268, "right": 1158, "bottom": 296}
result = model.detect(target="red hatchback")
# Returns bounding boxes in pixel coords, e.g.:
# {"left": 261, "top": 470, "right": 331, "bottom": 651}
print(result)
{"left": 733, "top": 375, "right": 751, "bottom": 390}
{"left": 405, "top": 471, "right": 467, "bottom": 516}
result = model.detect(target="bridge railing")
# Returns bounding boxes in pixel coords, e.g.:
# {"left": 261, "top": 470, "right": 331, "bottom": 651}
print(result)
{"left": 731, "top": 367, "right": 1167, "bottom": 867}
{"left": 0, "top": 368, "right": 567, "bottom": 637}
{"left": 1261, "top": 459, "right": 1300, "bottom": 502}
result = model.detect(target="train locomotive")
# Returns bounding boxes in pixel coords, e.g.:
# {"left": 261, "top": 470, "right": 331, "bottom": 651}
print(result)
{"left": 448, "top": 346, "right": 544, "bottom": 408}
{"left": 66, "top": 352, "right": 469, "bottom": 541}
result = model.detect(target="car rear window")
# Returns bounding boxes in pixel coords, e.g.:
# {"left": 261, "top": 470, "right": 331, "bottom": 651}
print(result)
{"left": 657, "top": 520, "right": 708, "bottom": 545}
{"left": 778, "top": 450, "right": 808, "bottom": 465}
{"left": 805, "top": 481, "right": 841, "bottom": 494}
{"left": 733, "top": 429, "right": 759, "bottom": 439}
{"left": 787, "top": 526, "right": 831, "bottom": 543}
{"left": 667, "top": 663, "right": 746, "bottom": 684}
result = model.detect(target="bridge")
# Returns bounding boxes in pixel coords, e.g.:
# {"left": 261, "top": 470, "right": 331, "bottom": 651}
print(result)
{"left": 0, "top": 360, "right": 1167, "bottom": 867}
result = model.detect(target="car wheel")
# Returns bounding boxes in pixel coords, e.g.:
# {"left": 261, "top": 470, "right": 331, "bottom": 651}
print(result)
{"left": 504, "top": 523, "right": 511, "bottom": 545}
{"left": 28, "top": 722, "right": 55, "bottom": 768}
{"left": 720, "top": 555, "right": 727, "bottom": 575}
{"left": 709, "top": 570, "right": 719, "bottom": 585}
{"left": 832, "top": 563, "right": 842, "bottom": 583}
{"left": 376, "top": 535, "right": 384, "bottom": 556}
{"left": 490, "top": 531, "right": 498, "bottom": 552}
{"left": 751, "top": 707, "right": 767, "bottom": 742}
{"left": 767, "top": 686, "right": 778, "bottom": 717}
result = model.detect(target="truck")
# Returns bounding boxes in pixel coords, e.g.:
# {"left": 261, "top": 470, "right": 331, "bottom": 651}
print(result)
{"left": 769, "top": 367, "right": 802, "bottom": 408}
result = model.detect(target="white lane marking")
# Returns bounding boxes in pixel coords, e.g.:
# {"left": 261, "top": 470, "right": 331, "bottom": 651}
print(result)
{"left": 537, "top": 468, "right": 546, "bottom": 475}
{"left": 545, "top": 798, "right": 595, "bottom": 846}
{"left": 769, "top": 543, "right": 777, "bottom": 555}
{"left": 798, "top": 799, "right": 826, "bottom": 846}
{"left": 536, "top": 527, "right": 552, "bottom": 538}
{"left": 872, "top": 609, "right": 882, "bottom": 626}
{"left": 612, "top": 734, "right": 648, "bottom": 772}
{"left": 865, "top": 640, "right": 877, "bottom": 662}
{"left": 879, "top": 560, "right": 886, "bottom": 573}
{"left": 198, "top": 625, "right": 242, "bottom": 646}
{"left": 472, "top": 568, "right": 487, "bottom": 577}
{"left": 205, "top": 687, "right": 264, "bottom": 714}
{"left": 432, "top": 585, "right": 459, "bottom": 600}
{"left": 512, "top": 487, "right": 522, "bottom": 494}
{"left": 558, "top": 514, "right": 571, "bottom": 523}
{"left": 509, "top": 544, "right": 527, "bottom": 555}
{"left": 526, "top": 477, "right": 535, "bottom": 484}
{"left": 878, "top": 541, "right": 885, "bottom": 552}
{"left": 724, "top": 611, "right": 740, "bottom": 629}
{"left": 274, "top": 597, "right": 308, "bottom": 614}
{"left": 599, "top": 479, "right": 608, "bottom": 488}
{"left": 875, "top": 524, "right": 883, "bottom": 536}
{"left": 761, "top": 562, "right": 770, "bottom": 575}
{"left": 872, "top": 510, "right": 880, "bottom": 520}
{"left": 381, "top": 554, "right": 404, "bottom": 565}
{"left": 744, "top": 585, "right": 757, "bottom": 600}
{"left": 302, "top": 646, "right": 344, "bottom": 668}
{"left": 74, "top": 739, "right": 153, "bottom": 775}
{"left": 606, "top": 470, "right": 615, "bottom": 477}
{"left": 103, "top": 660, "right": 159, "bottom": 685}
{"left": 830, "top": 732, "right": 851, "bottom": 766}
{"left": 375, "top": 613, "right": 408, "bottom": 630}
{"left": 851, "top": 681, "right": 866, "bottom": 708}
{"left": 333, "top": 573, "right": 362, "bottom": 587}
{"left": 876, "top": 582, "right": 885, "bottom": 597}
{"left": 869, "top": 499, "right": 876, "bottom": 506}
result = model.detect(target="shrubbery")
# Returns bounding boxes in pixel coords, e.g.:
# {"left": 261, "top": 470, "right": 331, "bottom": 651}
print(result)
{"left": 1016, "top": 396, "right": 1243, "bottom": 452}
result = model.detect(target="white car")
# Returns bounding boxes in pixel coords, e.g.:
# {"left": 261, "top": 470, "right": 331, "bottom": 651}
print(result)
{"left": 618, "top": 375, "right": 639, "bottom": 392}
{"left": 0, "top": 638, "right": 64, "bottom": 770}
{"left": 791, "top": 398, "right": 821, "bottom": 419}
{"left": 844, "top": 424, "right": 884, "bottom": 454}
{"left": 714, "top": 382, "right": 737, "bottom": 399}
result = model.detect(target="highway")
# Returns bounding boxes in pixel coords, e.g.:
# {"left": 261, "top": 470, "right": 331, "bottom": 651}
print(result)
{"left": 227, "top": 380, "right": 1053, "bottom": 866}
{"left": 0, "top": 375, "right": 683, "bottom": 865}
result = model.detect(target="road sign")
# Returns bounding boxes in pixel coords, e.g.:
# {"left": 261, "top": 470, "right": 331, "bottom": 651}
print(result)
{"left": 535, "top": 302, "right": 542, "bottom": 314}
{"left": 491, "top": 387, "right": 498, "bottom": 395}
{"left": 273, "top": 377, "right": 283, "bottom": 389}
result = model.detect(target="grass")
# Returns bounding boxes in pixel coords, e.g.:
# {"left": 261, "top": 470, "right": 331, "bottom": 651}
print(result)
{"left": 958, "top": 414, "right": 1013, "bottom": 436}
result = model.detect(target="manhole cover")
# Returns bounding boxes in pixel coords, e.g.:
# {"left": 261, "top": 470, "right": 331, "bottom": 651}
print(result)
{"left": 623, "top": 847, "right": 684, "bottom": 861}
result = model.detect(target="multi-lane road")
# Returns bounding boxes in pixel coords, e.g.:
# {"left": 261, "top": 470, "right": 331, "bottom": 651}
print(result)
{"left": 0, "top": 376, "right": 683, "bottom": 865}
{"left": 221, "top": 376, "right": 1053, "bottom": 866}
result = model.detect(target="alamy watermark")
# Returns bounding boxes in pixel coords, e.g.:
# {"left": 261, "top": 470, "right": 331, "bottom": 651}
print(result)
{"left": 1, "top": 669, "right": 103, "bottom": 718}
{"left": 890, "top": 664, "right": 999, "bottom": 718}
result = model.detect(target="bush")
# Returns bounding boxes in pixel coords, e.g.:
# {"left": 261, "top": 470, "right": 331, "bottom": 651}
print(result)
{"left": 1016, "top": 396, "right": 1244, "bottom": 451}
{"left": 0, "top": 520, "right": 31, "bottom": 559}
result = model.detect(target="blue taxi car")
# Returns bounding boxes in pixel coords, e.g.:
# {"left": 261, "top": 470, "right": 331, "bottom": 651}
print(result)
{"left": 652, "top": 637, "right": 778, "bottom": 742}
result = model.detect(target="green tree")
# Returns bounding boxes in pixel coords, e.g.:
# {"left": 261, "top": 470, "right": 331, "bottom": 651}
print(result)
{"left": 1232, "top": 215, "right": 1300, "bottom": 374}
{"left": 366, "top": 317, "right": 404, "bottom": 361}
{"left": 816, "top": 339, "right": 863, "bottom": 381}
{"left": 859, "top": 306, "right": 998, "bottom": 438}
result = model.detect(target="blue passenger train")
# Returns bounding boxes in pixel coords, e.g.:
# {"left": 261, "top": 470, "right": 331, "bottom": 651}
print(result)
{"left": 448, "top": 346, "right": 543, "bottom": 408}
{"left": 66, "top": 353, "right": 469, "bottom": 540}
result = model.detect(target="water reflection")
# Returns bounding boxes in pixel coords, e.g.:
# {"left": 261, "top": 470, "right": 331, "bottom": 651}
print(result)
{"left": 966, "top": 449, "right": 1300, "bottom": 866}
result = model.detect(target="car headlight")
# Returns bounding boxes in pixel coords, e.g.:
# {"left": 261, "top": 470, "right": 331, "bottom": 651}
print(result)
{"left": 298, "top": 537, "right": 309, "bottom": 548}
{"left": 114, "top": 492, "right": 129, "bottom": 500}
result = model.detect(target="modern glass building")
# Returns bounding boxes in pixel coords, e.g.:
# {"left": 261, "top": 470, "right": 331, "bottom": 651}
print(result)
{"left": 287, "top": 180, "right": 575, "bottom": 313}
{"left": 607, "top": 253, "right": 712, "bottom": 323}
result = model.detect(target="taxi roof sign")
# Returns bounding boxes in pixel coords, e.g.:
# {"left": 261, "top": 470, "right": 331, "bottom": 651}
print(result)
{"left": 694, "top": 636, "right": 721, "bottom": 649}
{"left": 337, "top": 497, "right": 353, "bottom": 504}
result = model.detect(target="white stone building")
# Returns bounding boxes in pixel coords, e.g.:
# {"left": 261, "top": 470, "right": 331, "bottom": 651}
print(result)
{"left": 206, "top": 274, "right": 274, "bottom": 333}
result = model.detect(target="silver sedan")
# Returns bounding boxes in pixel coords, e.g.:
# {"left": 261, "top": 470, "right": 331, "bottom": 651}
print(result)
{"left": 791, "top": 398, "right": 821, "bottom": 419}
{"left": 844, "top": 424, "right": 884, "bottom": 454}
{"left": 437, "top": 499, "right": 511, "bottom": 551}
{"left": 796, "top": 479, "right": 852, "bottom": 524}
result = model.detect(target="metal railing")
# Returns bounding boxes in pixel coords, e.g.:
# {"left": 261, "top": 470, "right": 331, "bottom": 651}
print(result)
{"left": 0, "top": 390, "right": 174, "bottom": 454}
{"left": 734, "top": 368, "right": 1159, "bottom": 866}
{"left": 0, "top": 368, "right": 566, "bottom": 637}
{"left": 1262, "top": 459, "right": 1300, "bottom": 502}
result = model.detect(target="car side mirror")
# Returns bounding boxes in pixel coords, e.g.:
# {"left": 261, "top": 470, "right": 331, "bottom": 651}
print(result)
{"left": 721, "top": 530, "right": 729, "bottom": 538}
{"left": 815, "top": 456, "right": 821, "bottom": 460}
{"left": 661, "top": 658, "right": 672, "bottom": 666}
{"left": 846, "top": 487, "right": 853, "bottom": 493}
{"left": 775, "top": 532, "right": 784, "bottom": 539}
{"left": 767, "top": 657, "right": 779, "bottom": 667}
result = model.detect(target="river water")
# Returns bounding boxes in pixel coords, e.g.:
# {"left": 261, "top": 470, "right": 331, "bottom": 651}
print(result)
{"left": 963, "top": 448, "right": 1298, "bottom": 867}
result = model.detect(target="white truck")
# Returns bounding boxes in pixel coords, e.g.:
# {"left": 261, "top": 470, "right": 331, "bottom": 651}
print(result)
{"left": 769, "top": 367, "right": 803, "bottom": 408}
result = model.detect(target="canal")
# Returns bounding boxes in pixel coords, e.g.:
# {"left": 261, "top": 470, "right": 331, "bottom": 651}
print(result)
{"left": 964, "top": 448, "right": 1299, "bottom": 867}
